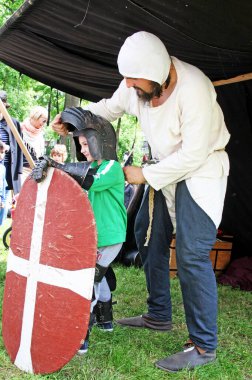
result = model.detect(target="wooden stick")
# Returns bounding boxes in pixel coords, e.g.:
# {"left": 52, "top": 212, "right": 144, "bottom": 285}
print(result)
{"left": 213, "top": 73, "right": 252, "bottom": 87}
{"left": 0, "top": 99, "right": 35, "bottom": 169}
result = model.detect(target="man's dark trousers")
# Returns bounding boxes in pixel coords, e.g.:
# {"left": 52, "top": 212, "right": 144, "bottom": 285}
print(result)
{"left": 134, "top": 186, "right": 173, "bottom": 321}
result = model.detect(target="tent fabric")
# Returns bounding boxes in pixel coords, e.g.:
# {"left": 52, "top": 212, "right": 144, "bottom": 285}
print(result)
{"left": 216, "top": 81, "right": 252, "bottom": 259}
{"left": 0, "top": 0, "right": 251, "bottom": 101}
{"left": 0, "top": 0, "right": 252, "bottom": 257}
{"left": 217, "top": 256, "right": 252, "bottom": 291}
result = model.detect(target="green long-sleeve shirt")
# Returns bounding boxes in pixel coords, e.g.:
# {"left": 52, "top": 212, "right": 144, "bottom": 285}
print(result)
{"left": 88, "top": 160, "right": 127, "bottom": 248}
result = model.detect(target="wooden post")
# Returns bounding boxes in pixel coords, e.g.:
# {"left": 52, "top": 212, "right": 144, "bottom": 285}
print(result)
{"left": 213, "top": 73, "right": 252, "bottom": 87}
{"left": 0, "top": 99, "right": 35, "bottom": 169}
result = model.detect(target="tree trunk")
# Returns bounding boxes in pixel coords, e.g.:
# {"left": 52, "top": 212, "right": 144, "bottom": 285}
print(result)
{"left": 60, "top": 93, "right": 80, "bottom": 161}
{"left": 116, "top": 118, "right": 121, "bottom": 152}
{"left": 64, "top": 93, "right": 80, "bottom": 108}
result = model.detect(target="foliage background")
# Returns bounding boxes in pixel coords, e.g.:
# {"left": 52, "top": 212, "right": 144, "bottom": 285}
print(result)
{"left": 0, "top": 0, "right": 144, "bottom": 164}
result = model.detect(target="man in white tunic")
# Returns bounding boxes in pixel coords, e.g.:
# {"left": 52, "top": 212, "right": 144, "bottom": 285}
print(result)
{"left": 52, "top": 31, "right": 230, "bottom": 372}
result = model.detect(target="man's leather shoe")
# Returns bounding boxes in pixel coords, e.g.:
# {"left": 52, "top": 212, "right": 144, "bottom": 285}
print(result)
{"left": 116, "top": 314, "right": 172, "bottom": 332}
{"left": 155, "top": 346, "right": 216, "bottom": 372}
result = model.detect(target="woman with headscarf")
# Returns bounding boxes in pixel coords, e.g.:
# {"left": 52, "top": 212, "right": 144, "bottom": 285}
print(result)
{"left": 21, "top": 105, "right": 48, "bottom": 182}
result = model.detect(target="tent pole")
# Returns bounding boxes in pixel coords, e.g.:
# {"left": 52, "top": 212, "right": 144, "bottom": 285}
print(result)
{"left": 213, "top": 73, "right": 252, "bottom": 87}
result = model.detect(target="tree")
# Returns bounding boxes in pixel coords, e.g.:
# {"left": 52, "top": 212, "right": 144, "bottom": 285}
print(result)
{"left": 0, "top": 1, "right": 144, "bottom": 164}
{"left": 0, "top": 0, "right": 24, "bottom": 25}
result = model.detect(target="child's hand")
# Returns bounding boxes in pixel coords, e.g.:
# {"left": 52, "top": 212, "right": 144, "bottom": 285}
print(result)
{"left": 0, "top": 202, "right": 4, "bottom": 208}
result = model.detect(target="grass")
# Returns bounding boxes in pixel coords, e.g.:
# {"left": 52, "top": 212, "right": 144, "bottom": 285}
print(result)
{"left": 0, "top": 218, "right": 252, "bottom": 379}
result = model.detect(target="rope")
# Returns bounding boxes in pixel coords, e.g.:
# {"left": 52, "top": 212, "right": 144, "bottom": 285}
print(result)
{"left": 144, "top": 186, "right": 155, "bottom": 246}
{"left": 74, "top": 0, "right": 91, "bottom": 28}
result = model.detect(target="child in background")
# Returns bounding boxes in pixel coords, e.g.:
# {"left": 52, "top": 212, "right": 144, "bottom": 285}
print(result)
{"left": 0, "top": 140, "right": 8, "bottom": 226}
{"left": 50, "top": 144, "right": 68, "bottom": 164}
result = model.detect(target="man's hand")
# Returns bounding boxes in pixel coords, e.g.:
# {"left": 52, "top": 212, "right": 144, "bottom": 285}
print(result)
{"left": 51, "top": 114, "right": 69, "bottom": 136}
{"left": 123, "top": 166, "right": 146, "bottom": 185}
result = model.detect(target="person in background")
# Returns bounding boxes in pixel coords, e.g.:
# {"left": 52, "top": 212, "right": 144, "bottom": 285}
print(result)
{"left": 51, "top": 31, "right": 230, "bottom": 372}
{"left": 21, "top": 105, "right": 48, "bottom": 183}
{"left": 0, "top": 90, "right": 23, "bottom": 224}
{"left": 122, "top": 150, "right": 130, "bottom": 164}
{"left": 123, "top": 151, "right": 135, "bottom": 209}
{"left": 0, "top": 140, "right": 8, "bottom": 226}
{"left": 50, "top": 143, "right": 68, "bottom": 164}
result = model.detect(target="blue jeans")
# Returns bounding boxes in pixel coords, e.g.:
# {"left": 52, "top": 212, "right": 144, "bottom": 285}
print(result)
{"left": 135, "top": 187, "right": 173, "bottom": 321}
{"left": 0, "top": 189, "right": 10, "bottom": 226}
{"left": 135, "top": 181, "right": 218, "bottom": 350}
{"left": 176, "top": 181, "right": 217, "bottom": 351}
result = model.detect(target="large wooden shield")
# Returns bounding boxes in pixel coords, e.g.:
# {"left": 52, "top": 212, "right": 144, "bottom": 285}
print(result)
{"left": 2, "top": 168, "right": 97, "bottom": 374}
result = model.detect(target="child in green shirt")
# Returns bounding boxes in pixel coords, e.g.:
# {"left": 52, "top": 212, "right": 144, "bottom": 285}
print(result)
{"left": 32, "top": 110, "right": 127, "bottom": 354}
{"left": 74, "top": 124, "right": 127, "bottom": 353}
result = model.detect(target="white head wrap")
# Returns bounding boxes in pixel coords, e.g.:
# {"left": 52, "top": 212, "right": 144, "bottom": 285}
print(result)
{"left": 117, "top": 31, "right": 171, "bottom": 85}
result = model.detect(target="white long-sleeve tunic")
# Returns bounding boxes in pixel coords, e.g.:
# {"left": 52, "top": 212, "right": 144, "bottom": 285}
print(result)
{"left": 85, "top": 57, "right": 230, "bottom": 229}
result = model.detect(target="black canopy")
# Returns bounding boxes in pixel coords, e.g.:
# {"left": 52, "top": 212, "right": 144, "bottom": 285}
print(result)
{"left": 0, "top": 0, "right": 251, "bottom": 101}
{"left": 0, "top": 0, "right": 252, "bottom": 257}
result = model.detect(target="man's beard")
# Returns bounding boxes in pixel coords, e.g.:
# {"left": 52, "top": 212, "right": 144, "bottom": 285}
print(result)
{"left": 134, "top": 76, "right": 171, "bottom": 103}
{"left": 134, "top": 87, "right": 158, "bottom": 102}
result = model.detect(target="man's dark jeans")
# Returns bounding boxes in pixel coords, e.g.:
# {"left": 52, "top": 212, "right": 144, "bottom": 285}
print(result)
{"left": 135, "top": 186, "right": 173, "bottom": 321}
{"left": 176, "top": 181, "right": 217, "bottom": 351}
{"left": 135, "top": 181, "right": 218, "bottom": 350}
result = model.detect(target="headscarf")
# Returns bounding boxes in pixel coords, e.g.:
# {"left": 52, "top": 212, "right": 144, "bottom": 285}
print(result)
{"left": 21, "top": 118, "right": 43, "bottom": 137}
{"left": 117, "top": 31, "right": 171, "bottom": 85}
{"left": 21, "top": 118, "right": 45, "bottom": 158}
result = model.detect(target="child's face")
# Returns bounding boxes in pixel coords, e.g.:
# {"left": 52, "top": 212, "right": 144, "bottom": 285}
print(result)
{"left": 0, "top": 149, "right": 5, "bottom": 161}
{"left": 51, "top": 152, "right": 64, "bottom": 164}
{"left": 79, "top": 136, "right": 94, "bottom": 162}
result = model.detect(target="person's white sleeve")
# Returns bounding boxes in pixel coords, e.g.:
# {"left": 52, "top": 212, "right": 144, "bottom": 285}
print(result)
{"left": 84, "top": 80, "right": 129, "bottom": 121}
{"left": 143, "top": 80, "right": 219, "bottom": 189}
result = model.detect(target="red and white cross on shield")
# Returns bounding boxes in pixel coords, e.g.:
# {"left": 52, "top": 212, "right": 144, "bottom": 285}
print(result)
{"left": 2, "top": 168, "right": 97, "bottom": 374}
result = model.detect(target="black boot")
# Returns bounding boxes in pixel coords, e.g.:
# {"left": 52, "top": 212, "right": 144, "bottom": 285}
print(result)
{"left": 77, "top": 312, "right": 95, "bottom": 355}
{"left": 94, "top": 299, "right": 113, "bottom": 332}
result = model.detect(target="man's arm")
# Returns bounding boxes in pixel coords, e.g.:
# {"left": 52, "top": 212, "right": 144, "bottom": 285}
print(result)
{"left": 51, "top": 80, "right": 129, "bottom": 135}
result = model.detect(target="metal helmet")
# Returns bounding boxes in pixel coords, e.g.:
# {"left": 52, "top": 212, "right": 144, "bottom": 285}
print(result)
{"left": 61, "top": 107, "right": 87, "bottom": 131}
{"left": 61, "top": 108, "right": 117, "bottom": 161}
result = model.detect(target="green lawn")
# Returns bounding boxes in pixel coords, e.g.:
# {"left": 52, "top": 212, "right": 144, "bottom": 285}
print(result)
{"left": 0, "top": 219, "right": 251, "bottom": 380}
